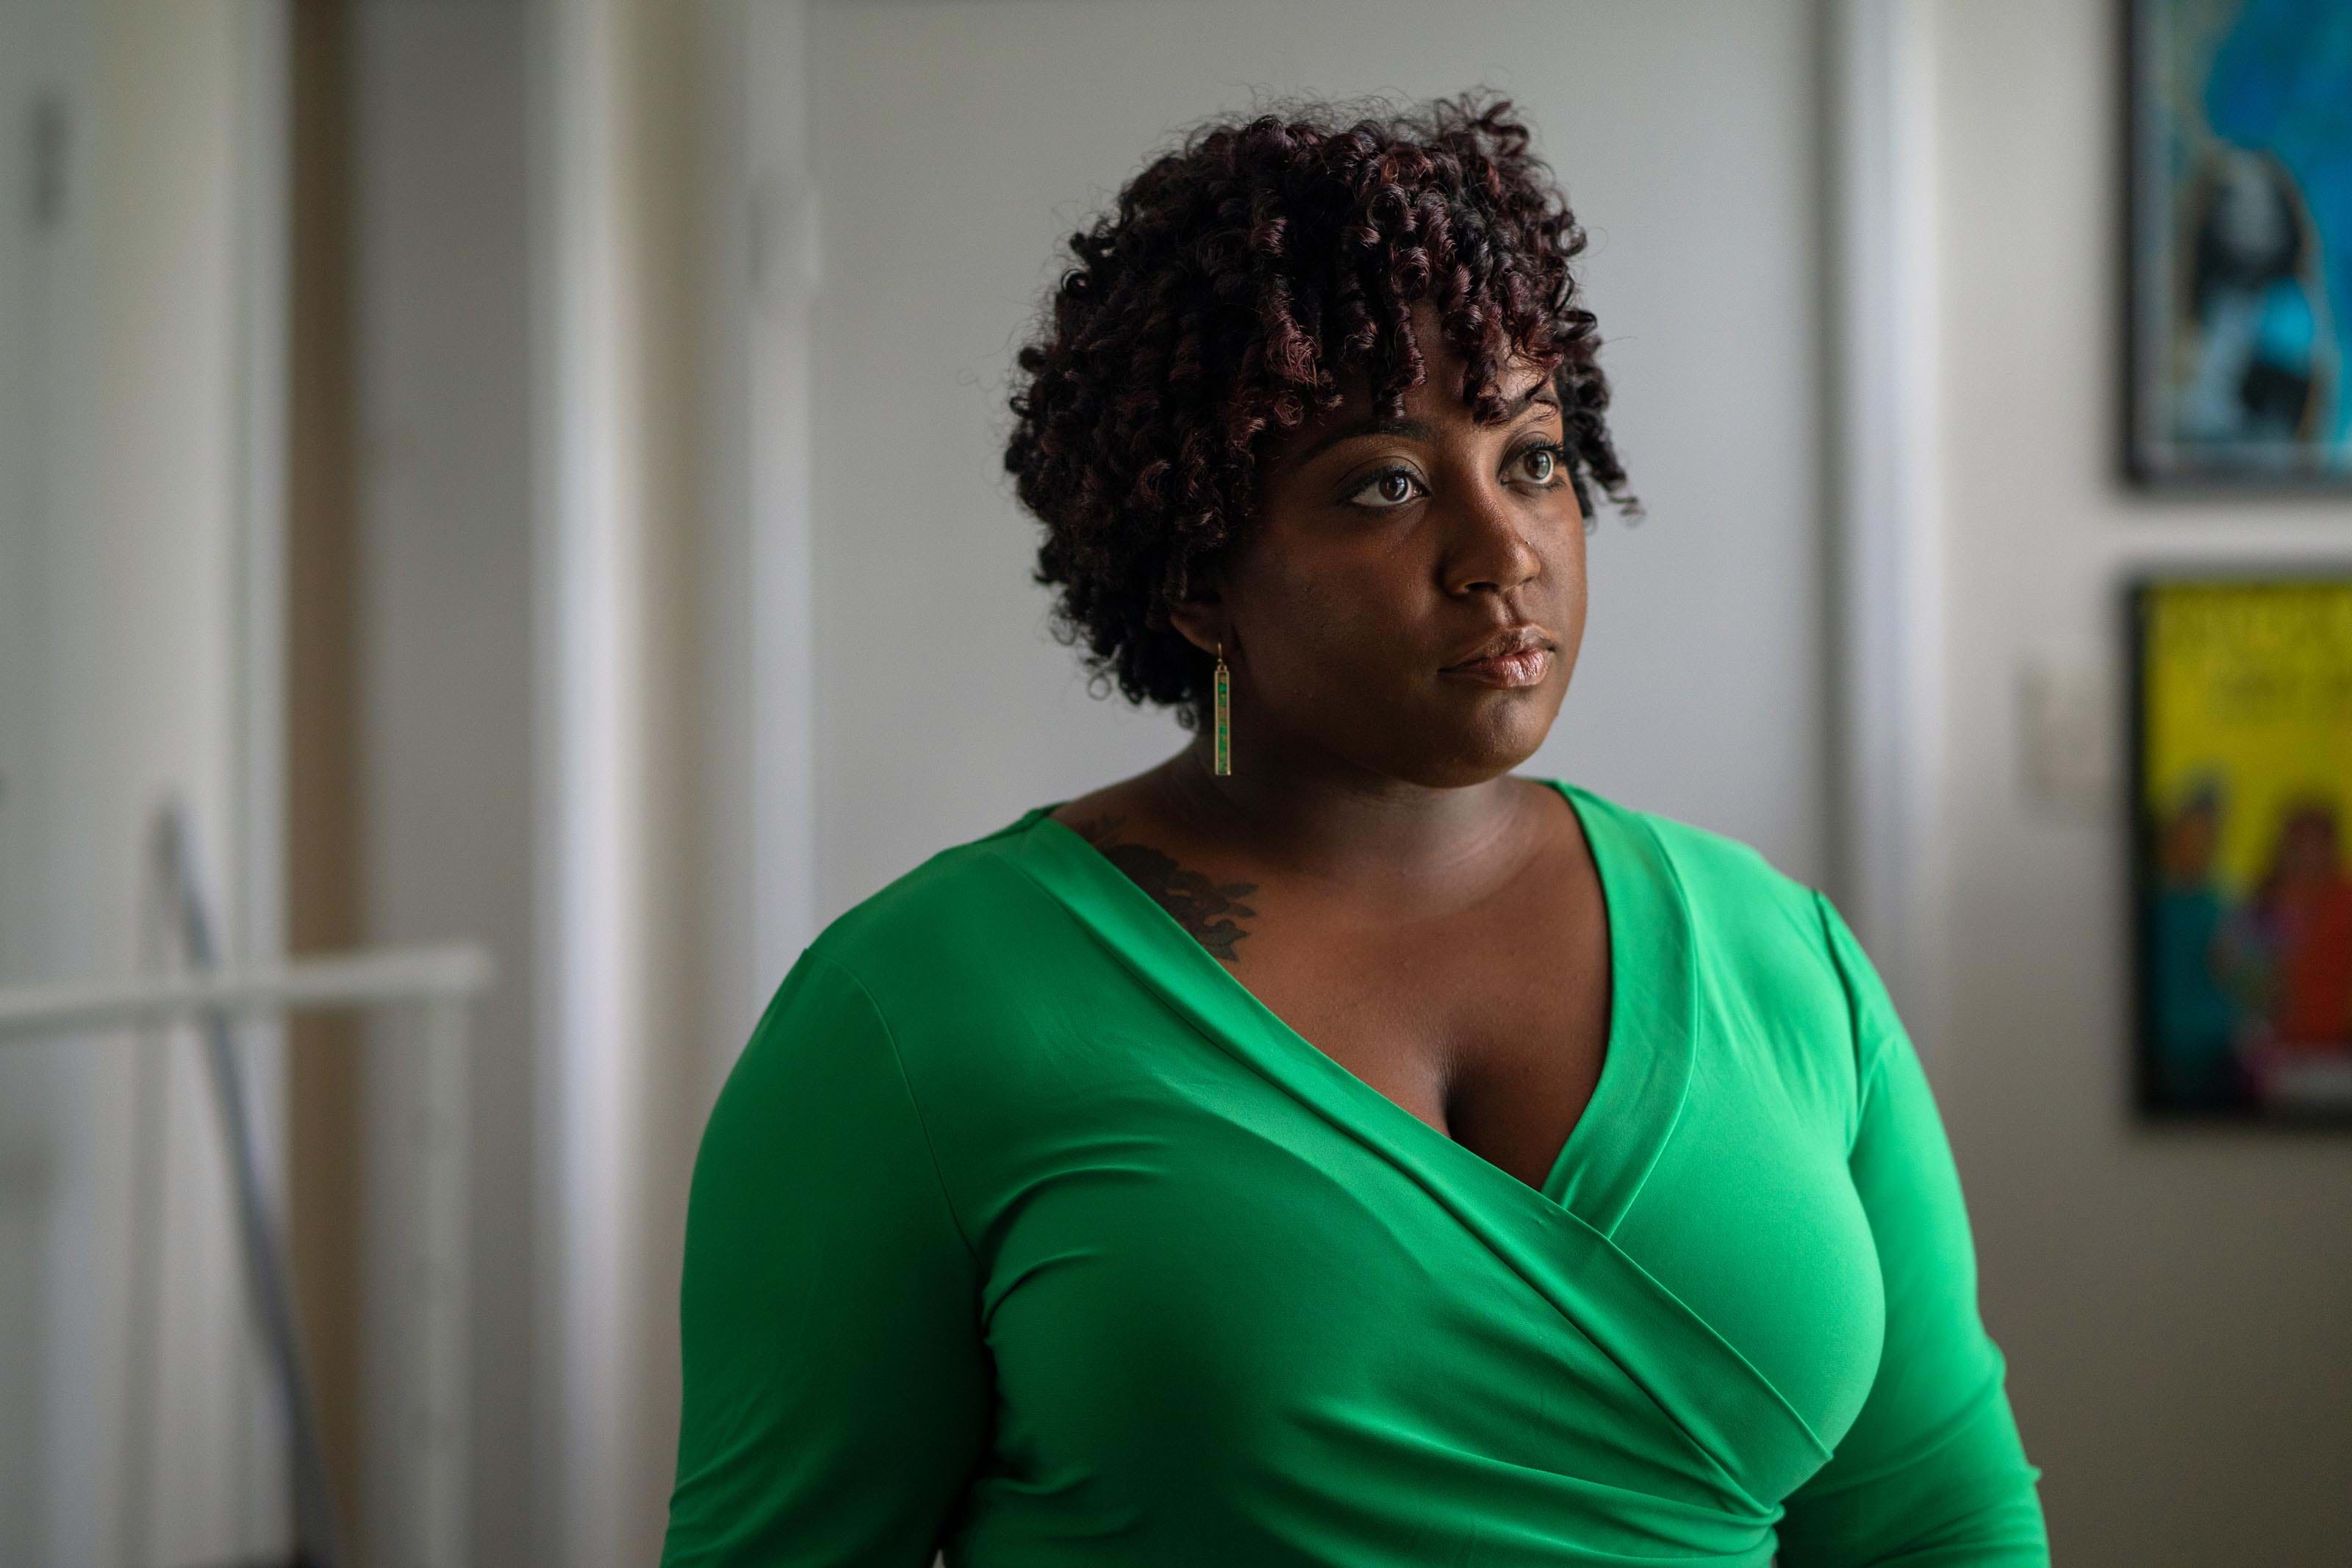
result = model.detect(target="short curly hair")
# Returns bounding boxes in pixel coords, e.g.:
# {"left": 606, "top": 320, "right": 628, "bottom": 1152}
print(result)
{"left": 1003, "top": 90, "right": 1640, "bottom": 729}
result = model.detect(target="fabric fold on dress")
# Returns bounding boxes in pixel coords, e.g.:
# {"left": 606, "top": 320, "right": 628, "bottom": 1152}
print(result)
{"left": 1005, "top": 785, "right": 1833, "bottom": 1515}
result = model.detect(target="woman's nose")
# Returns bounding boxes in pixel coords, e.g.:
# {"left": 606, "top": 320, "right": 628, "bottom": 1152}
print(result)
{"left": 1441, "top": 475, "right": 1544, "bottom": 596}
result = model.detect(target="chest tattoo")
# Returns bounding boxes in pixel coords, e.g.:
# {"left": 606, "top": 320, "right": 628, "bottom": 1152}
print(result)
{"left": 1066, "top": 812, "right": 1261, "bottom": 965}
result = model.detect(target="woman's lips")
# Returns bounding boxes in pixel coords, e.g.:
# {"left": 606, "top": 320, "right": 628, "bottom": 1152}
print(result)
{"left": 1438, "top": 647, "right": 1552, "bottom": 688}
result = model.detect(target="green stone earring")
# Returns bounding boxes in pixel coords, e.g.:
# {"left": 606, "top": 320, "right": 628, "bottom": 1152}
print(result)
{"left": 1213, "top": 638, "right": 1231, "bottom": 776}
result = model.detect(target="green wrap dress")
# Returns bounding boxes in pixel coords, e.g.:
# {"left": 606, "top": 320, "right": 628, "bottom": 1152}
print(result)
{"left": 662, "top": 779, "right": 2049, "bottom": 1565}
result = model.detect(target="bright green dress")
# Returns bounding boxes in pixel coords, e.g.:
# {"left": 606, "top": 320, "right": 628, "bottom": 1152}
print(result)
{"left": 661, "top": 779, "right": 2048, "bottom": 1566}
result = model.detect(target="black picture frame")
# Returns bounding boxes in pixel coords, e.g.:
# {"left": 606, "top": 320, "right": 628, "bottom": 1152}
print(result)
{"left": 2123, "top": 0, "right": 2352, "bottom": 490}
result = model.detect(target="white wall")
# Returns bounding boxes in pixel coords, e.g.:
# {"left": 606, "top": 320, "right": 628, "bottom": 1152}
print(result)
{"left": 0, "top": 14, "right": 77, "bottom": 1549}
{"left": 0, "top": 1, "right": 282, "bottom": 1563}
{"left": 802, "top": 0, "right": 1834, "bottom": 918}
{"left": 1929, "top": 1, "right": 2352, "bottom": 1559}
{"left": 530, "top": 2, "right": 750, "bottom": 1562}
{"left": 350, "top": 4, "right": 540, "bottom": 1566}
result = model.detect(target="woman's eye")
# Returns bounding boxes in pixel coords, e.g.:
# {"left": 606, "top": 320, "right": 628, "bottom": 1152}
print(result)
{"left": 1515, "top": 443, "right": 1566, "bottom": 486}
{"left": 1344, "top": 445, "right": 1566, "bottom": 509}
{"left": 1347, "top": 468, "right": 1424, "bottom": 509}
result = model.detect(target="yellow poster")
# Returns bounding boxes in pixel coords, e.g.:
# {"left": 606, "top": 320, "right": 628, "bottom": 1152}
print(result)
{"left": 2137, "top": 578, "right": 2352, "bottom": 1116}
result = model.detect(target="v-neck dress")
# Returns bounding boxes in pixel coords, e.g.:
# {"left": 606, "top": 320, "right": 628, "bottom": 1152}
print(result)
{"left": 661, "top": 779, "right": 2048, "bottom": 1566}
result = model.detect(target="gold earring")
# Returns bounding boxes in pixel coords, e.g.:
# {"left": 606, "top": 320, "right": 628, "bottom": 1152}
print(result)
{"left": 1213, "top": 638, "right": 1231, "bottom": 776}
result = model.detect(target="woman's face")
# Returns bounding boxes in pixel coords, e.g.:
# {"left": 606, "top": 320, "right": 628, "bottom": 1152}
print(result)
{"left": 1176, "top": 301, "right": 1588, "bottom": 789}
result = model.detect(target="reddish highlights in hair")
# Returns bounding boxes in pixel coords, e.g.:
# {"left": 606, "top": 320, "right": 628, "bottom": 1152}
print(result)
{"left": 1003, "top": 90, "right": 1641, "bottom": 725}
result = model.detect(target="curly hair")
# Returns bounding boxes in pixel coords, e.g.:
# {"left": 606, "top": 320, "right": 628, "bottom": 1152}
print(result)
{"left": 1003, "top": 90, "right": 1640, "bottom": 729}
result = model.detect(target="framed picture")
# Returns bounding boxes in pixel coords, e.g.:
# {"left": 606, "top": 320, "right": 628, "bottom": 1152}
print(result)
{"left": 2126, "top": 0, "right": 2352, "bottom": 486}
{"left": 2129, "top": 572, "right": 2352, "bottom": 1122}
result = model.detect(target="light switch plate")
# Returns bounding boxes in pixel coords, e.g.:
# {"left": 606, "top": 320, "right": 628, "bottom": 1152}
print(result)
{"left": 2019, "top": 650, "right": 2118, "bottom": 814}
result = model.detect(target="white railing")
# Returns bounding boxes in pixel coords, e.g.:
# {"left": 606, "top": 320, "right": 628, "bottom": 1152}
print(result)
{"left": 0, "top": 946, "right": 494, "bottom": 1039}
{"left": 0, "top": 941, "right": 494, "bottom": 1568}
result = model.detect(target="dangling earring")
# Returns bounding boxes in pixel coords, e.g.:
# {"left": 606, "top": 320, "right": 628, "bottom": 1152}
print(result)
{"left": 1213, "top": 637, "right": 1232, "bottom": 776}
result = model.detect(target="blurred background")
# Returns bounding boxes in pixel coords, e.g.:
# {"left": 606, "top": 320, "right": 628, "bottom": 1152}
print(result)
{"left": 1, "top": 1, "right": 2346, "bottom": 1564}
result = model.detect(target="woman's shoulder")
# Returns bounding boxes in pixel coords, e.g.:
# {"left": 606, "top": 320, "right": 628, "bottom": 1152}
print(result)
{"left": 1559, "top": 778, "right": 1855, "bottom": 1005}
{"left": 1563, "top": 783, "right": 1879, "bottom": 1112}
{"left": 756, "top": 806, "right": 1149, "bottom": 1131}
{"left": 1558, "top": 779, "right": 1824, "bottom": 924}
{"left": 800, "top": 804, "right": 1071, "bottom": 998}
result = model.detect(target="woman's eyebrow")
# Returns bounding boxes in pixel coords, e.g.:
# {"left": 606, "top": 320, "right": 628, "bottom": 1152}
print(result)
{"left": 1294, "top": 414, "right": 1433, "bottom": 466}
{"left": 1503, "top": 381, "right": 1562, "bottom": 418}
{"left": 1291, "top": 381, "right": 1559, "bottom": 469}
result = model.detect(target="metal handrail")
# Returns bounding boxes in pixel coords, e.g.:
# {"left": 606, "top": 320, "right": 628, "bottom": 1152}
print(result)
{"left": 0, "top": 944, "right": 495, "bottom": 1041}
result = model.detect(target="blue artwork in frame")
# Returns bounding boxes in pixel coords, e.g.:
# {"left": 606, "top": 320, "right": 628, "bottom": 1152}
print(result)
{"left": 2128, "top": 0, "right": 2352, "bottom": 486}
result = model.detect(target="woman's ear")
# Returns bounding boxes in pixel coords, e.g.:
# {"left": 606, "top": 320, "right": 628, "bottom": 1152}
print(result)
{"left": 1166, "top": 596, "right": 1225, "bottom": 658}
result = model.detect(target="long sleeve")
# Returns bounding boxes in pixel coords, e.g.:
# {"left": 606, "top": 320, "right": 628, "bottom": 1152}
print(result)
{"left": 662, "top": 948, "right": 990, "bottom": 1567}
{"left": 1774, "top": 893, "right": 2049, "bottom": 1567}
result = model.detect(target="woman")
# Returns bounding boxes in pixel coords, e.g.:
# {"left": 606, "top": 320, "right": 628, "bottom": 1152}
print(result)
{"left": 662, "top": 94, "right": 2047, "bottom": 1566}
